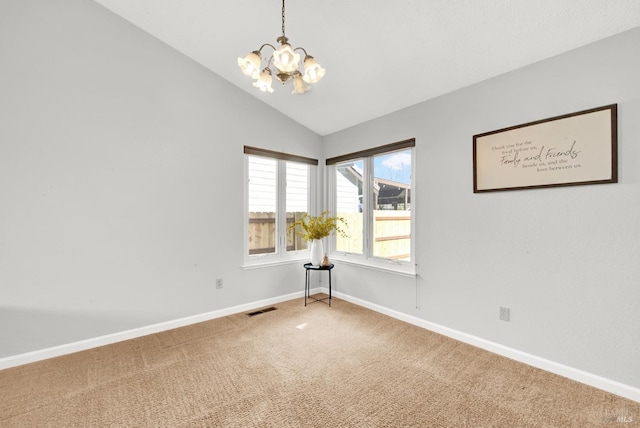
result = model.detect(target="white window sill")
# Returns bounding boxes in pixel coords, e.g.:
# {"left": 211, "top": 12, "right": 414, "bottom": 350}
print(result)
{"left": 242, "top": 253, "right": 416, "bottom": 278}
{"left": 328, "top": 253, "right": 416, "bottom": 278}
{"left": 242, "top": 256, "right": 309, "bottom": 270}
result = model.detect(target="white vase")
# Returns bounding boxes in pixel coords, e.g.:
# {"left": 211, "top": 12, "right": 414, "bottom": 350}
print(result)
{"left": 309, "top": 239, "right": 324, "bottom": 266}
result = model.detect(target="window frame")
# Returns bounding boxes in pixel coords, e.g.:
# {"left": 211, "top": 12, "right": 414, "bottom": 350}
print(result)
{"left": 243, "top": 146, "right": 318, "bottom": 268}
{"left": 326, "top": 139, "right": 416, "bottom": 276}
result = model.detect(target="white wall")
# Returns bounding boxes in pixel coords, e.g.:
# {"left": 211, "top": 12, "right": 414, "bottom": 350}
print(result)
{"left": 323, "top": 27, "right": 640, "bottom": 389}
{"left": 1, "top": 0, "right": 638, "bottom": 395}
{"left": 0, "top": 0, "right": 321, "bottom": 356}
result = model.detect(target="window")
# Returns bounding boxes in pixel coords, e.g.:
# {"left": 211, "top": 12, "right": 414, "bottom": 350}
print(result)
{"left": 335, "top": 160, "right": 364, "bottom": 254}
{"left": 327, "top": 139, "right": 415, "bottom": 274}
{"left": 285, "top": 162, "right": 310, "bottom": 253}
{"left": 245, "top": 146, "right": 317, "bottom": 265}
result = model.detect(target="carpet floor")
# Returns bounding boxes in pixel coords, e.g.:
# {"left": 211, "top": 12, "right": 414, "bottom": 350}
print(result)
{"left": 0, "top": 296, "right": 638, "bottom": 427}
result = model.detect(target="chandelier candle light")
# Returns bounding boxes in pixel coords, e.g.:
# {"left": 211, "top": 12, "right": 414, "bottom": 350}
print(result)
{"left": 237, "top": 0, "right": 326, "bottom": 94}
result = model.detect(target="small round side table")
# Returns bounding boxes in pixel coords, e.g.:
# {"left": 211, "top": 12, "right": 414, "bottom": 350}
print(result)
{"left": 303, "top": 263, "right": 334, "bottom": 307}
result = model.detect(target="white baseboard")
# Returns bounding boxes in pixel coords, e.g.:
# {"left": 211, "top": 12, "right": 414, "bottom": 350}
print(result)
{"left": 2, "top": 287, "right": 637, "bottom": 403}
{"left": 329, "top": 288, "right": 640, "bottom": 403}
{"left": 0, "top": 289, "right": 313, "bottom": 371}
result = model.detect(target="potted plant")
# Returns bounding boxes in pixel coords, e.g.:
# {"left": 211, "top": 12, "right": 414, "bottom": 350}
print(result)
{"left": 289, "top": 211, "right": 348, "bottom": 266}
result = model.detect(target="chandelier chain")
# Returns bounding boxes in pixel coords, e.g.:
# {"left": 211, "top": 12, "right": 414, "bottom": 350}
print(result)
{"left": 281, "top": 0, "right": 286, "bottom": 38}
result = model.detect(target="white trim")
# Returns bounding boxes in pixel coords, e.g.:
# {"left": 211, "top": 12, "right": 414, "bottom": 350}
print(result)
{"left": 244, "top": 155, "right": 317, "bottom": 266}
{"left": 0, "top": 289, "right": 318, "bottom": 371}
{"left": 328, "top": 288, "right": 640, "bottom": 403}
{"left": 242, "top": 256, "right": 308, "bottom": 270}
{"left": 328, "top": 254, "right": 416, "bottom": 277}
{"left": 2, "top": 287, "right": 638, "bottom": 403}
{"left": 327, "top": 146, "right": 416, "bottom": 271}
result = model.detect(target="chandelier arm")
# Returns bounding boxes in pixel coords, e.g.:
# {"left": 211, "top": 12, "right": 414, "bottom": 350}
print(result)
{"left": 294, "top": 47, "right": 309, "bottom": 56}
{"left": 258, "top": 43, "right": 277, "bottom": 53}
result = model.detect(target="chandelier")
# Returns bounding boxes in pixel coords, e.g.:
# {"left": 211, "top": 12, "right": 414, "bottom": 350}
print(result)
{"left": 237, "top": 0, "right": 325, "bottom": 94}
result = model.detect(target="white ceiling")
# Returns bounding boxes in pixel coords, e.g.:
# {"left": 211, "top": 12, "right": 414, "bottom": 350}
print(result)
{"left": 93, "top": 0, "right": 640, "bottom": 136}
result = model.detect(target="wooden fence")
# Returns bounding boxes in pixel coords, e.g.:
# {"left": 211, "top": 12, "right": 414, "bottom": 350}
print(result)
{"left": 249, "top": 211, "right": 410, "bottom": 260}
{"left": 248, "top": 212, "right": 307, "bottom": 255}
{"left": 373, "top": 211, "right": 411, "bottom": 260}
{"left": 336, "top": 211, "right": 411, "bottom": 261}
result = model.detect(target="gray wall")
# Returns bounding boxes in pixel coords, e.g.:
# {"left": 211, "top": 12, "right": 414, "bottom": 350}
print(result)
{"left": 323, "top": 27, "right": 640, "bottom": 389}
{"left": 1, "top": 0, "right": 638, "bottom": 392}
{"left": 0, "top": 0, "right": 321, "bottom": 355}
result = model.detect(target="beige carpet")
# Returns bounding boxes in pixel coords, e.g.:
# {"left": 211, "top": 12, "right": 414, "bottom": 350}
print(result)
{"left": 0, "top": 296, "right": 638, "bottom": 427}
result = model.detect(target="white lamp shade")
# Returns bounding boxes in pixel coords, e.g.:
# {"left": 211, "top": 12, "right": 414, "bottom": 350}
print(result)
{"left": 272, "top": 43, "right": 300, "bottom": 73}
{"left": 238, "top": 52, "right": 261, "bottom": 79}
{"left": 252, "top": 70, "right": 274, "bottom": 93}
{"left": 291, "top": 73, "right": 310, "bottom": 94}
{"left": 302, "top": 56, "right": 325, "bottom": 83}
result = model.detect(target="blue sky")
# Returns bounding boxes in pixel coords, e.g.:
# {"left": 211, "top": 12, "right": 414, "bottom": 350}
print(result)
{"left": 374, "top": 150, "right": 412, "bottom": 184}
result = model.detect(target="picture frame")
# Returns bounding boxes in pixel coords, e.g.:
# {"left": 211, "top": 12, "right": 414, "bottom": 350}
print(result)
{"left": 473, "top": 104, "right": 617, "bottom": 193}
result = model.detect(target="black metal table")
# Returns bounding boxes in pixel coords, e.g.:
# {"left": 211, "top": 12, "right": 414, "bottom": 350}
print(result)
{"left": 303, "top": 263, "right": 334, "bottom": 307}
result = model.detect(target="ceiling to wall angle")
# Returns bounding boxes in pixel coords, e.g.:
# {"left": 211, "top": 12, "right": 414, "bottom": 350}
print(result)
{"left": 93, "top": 0, "right": 640, "bottom": 136}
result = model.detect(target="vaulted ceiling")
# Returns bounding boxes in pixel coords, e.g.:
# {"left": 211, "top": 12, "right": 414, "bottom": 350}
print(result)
{"left": 93, "top": 0, "right": 640, "bottom": 136}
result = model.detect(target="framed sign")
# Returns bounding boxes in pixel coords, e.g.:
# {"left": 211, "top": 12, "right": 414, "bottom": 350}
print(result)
{"left": 473, "top": 104, "right": 617, "bottom": 193}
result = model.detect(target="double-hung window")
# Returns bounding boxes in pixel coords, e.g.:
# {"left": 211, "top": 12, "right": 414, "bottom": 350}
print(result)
{"left": 327, "top": 139, "right": 415, "bottom": 275}
{"left": 244, "top": 146, "right": 317, "bottom": 266}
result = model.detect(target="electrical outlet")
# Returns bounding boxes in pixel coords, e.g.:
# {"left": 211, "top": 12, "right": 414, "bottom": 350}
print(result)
{"left": 216, "top": 278, "right": 223, "bottom": 289}
{"left": 499, "top": 306, "right": 510, "bottom": 321}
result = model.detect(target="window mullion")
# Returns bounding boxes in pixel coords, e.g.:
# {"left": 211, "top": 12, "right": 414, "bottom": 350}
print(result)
{"left": 327, "top": 164, "right": 336, "bottom": 253}
{"left": 364, "top": 157, "right": 373, "bottom": 259}
{"left": 277, "top": 160, "right": 287, "bottom": 254}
